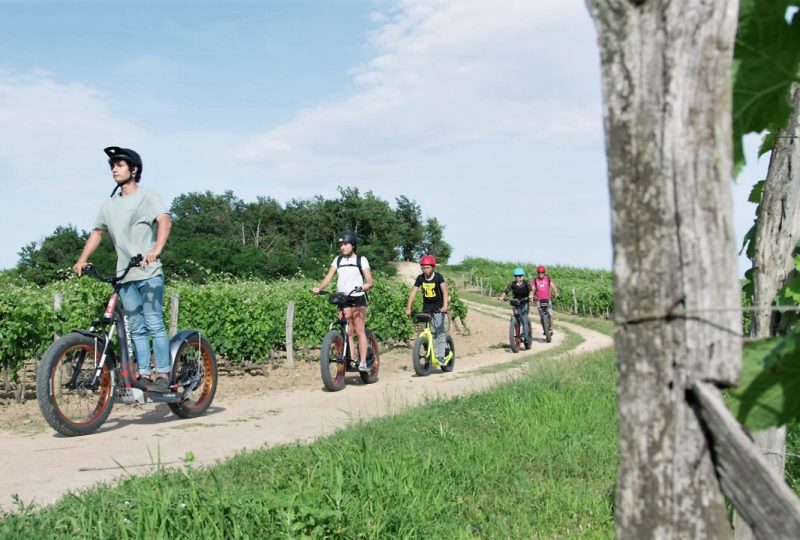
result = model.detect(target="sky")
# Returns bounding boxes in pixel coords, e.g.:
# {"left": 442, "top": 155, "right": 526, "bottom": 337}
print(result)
{"left": 0, "top": 0, "right": 769, "bottom": 274}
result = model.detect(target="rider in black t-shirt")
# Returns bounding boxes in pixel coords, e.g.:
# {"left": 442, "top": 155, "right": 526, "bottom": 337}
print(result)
{"left": 405, "top": 255, "right": 449, "bottom": 363}
{"left": 499, "top": 267, "right": 533, "bottom": 341}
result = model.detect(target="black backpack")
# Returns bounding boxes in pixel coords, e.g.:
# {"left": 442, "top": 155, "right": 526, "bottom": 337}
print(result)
{"left": 336, "top": 254, "right": 364, "bottom": 280}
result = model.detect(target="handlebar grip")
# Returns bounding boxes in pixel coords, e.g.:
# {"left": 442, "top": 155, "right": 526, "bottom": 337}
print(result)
{"left": 81, "top": 264, "right": 94, "bottom": 275}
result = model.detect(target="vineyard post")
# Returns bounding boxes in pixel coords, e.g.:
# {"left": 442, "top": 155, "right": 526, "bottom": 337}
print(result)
{"left": 489, "top": 285, "right": 493, "bottom": 297}
{"left": 286, "top": 301, "right": 295, "bottom": 368}
{"left": 572, "top": 288, "right": 578, "bottom": 315}
{"left": 14, "top": 365, "right": 25, "bottom": 404}
{"left": 479, "top": 277, "right": 483, "bottom": 294}
{"left": 51, "top": 292, "right": 64, "bottom": 383}
{"left": 169, "top": 293, "right": 180, "bottom": 338}
{"left": 587, "top": 0, "right": 740, "bottom": 534}
{"left": 53, "top": 292, "right": 63, "bottom": 342}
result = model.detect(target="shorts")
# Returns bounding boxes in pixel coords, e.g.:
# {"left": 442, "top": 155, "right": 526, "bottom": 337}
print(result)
{"left": 344, "top": 294, "right": 368, "bottom": 308}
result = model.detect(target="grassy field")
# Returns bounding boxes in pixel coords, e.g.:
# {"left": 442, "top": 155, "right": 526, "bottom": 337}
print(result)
{"left": 0, "top": 347, "right": 618, "bottom": 539}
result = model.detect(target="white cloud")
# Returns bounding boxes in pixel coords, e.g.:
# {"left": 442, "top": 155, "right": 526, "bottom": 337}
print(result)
{"left": 238, "top": 0, "right": 601, "bottom": 170}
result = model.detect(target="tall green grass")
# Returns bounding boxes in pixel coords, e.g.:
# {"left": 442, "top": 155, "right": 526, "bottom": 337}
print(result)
{"left": 1, "top": 350, "right": 618, "bottom": 539}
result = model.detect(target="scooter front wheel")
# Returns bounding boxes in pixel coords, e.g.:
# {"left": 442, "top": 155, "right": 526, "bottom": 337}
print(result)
{"left": 412, "top": 335, "right": 433, "bottom": 376}
{"left": 37, "top": 332, "right": 115, "bottom": 437}
{"left": 169, "top": 334, "right": 218, "bottom": 418}
{"left": 320, "top": 330, "right": 347, "bottom": 391}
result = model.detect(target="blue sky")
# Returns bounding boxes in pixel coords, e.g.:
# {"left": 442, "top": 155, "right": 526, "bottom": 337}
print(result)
{"left": 0, "top": 0, "right": 767, "bottom": 273}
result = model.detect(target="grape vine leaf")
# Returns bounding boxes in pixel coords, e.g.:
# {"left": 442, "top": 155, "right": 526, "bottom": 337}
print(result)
{"left": 726, "top": 325, "right": 800, "bottom": 429}
{"left": 733, "top": 0, "right": 800, "bottom": 171}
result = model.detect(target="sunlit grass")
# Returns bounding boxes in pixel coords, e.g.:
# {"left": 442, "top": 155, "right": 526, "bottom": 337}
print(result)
{"left": 1, "top": 350, "right": 618, "bottom": 539}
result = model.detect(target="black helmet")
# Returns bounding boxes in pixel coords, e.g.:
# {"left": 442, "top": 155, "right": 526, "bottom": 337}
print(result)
{"left": 104, "top": 146, "right": 143, "bottom": 181}
{"left": 338, "top": 232, "right": 357, "bottom": 246}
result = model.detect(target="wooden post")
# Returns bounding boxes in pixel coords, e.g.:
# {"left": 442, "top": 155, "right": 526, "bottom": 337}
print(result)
{"left": 169, "top": 293, "right": 180, "bottom": 338}
{"left": 587, "top": 0, "right": 740, "bottom": 534}
{"left": 15, "top": 367, "right": 25, "bottom": 404}
{"left": 285, "top": 301, "right": 295, "bottom": 368}
{"left": 488, "top": 285, "right": 493, "bottom": 297}
{"left": 572, "top": 288, "right": 578, "bottom": 315}
{"left": 479, "top": 277, "right": 483, "bottom": 294}
{"left": 53, "top": 292, "right": 63, "bottom": 341}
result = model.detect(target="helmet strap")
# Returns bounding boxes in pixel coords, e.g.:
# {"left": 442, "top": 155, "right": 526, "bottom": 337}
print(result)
{"left": 109, "top": 176, "right": 134, "bottom": 198}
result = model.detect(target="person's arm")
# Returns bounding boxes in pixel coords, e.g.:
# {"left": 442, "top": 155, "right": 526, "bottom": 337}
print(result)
{"left": 312, "top": 266, "right": 337, "bottom": 294}
{"left": 441, "top": 280, "right": 449, "bottom": 313}
{"left": 144, "top": 213, "right": 171, "bottom": 265}
{"left": 405, "top": 286, "right": 419, "bottom": 315}
{"left": 551, "top": 280, "right": 559, "bottom": 298}
{"left": 73, "top": 229, "right": 104, "bottom": 276}
{"left": 362, "top": 268, "right": 374, "bottom": 292}
{"left": 499, "top": 282, "right": 510, "bottom": 301}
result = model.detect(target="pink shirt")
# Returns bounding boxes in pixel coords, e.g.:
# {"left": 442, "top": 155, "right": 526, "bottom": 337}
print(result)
{"left": 533, "top": 276, "right": 552, "bottom": 301}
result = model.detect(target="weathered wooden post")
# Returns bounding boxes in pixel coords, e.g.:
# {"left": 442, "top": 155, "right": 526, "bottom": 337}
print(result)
{"left": 169, "top": 293, "right": 180, "bottom": 338}
{"left": 286, "top": 301, "right": 295, "bottom": 368}
{"left": 53, "top": 292, "right": 63, "bottom": 342}
{"left": 586, "top": 0, "right": 740, "bottom": 535}
{"left": 571, "top": 288, "right": 578, "bottom": 315}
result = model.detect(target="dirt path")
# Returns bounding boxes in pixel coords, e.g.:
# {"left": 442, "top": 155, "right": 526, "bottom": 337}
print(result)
{"left": 0, "top": 285, "right": 612, "bottom": 512}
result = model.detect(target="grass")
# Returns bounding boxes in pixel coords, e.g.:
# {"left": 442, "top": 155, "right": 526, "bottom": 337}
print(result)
{"left": 0, "top": 349, "right": 618, "bottom": 539}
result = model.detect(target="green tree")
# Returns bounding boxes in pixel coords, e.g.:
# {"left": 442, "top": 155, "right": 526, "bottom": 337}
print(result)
{"left": 395, "top": 195, "right": 424, "bottom": 261}
{"left": 17, "top": 225, "right": 115, "bottom": 285}
{"left": 419, "top": 217, "right": 452, "bottom": 264}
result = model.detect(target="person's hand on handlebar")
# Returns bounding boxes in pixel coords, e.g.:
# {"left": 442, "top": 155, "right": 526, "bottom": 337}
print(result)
{"left": 73, "top": 260, "right": 88, "bottom": 277}
{"left": 311, "top": 287, "right": 323, "bottom": 295}
{"left": 142, "top": 250, "right": 161, "bottom": 266}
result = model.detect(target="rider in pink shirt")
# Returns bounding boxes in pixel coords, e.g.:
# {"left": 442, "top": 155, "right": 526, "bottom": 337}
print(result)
{"left": 533, "top": 265, "right": 559, "bottom": 324}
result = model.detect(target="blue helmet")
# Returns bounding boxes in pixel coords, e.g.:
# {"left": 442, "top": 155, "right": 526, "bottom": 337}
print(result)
{"left": 513, "top": 267, "right": 525, "bottom": 276}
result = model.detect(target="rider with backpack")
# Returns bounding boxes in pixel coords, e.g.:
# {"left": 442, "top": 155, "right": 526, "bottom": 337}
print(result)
{"left": 405, "top": 255, "right": 449, "bottom": 365}
{"left": 312, "top": 232, "right": 374, "bottom": 372}
{"left": 533, "top": 265, "right": 559, "bottom": 332}
{"left": 499, "top": 267, "right": 534, "bottom": 341}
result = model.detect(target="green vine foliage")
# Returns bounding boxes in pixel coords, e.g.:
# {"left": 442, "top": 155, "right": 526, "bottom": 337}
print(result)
{"left": 731, "top": 2, "right": 800, "bottom": 429}
{"left": 452, "top": 257, "right": 613, "bottom": 316}
{"left": 733, "top": 0, "right": 800, "bottom": 170}
{"left": 0, "top": 274, "right": 468, "bottom": 374}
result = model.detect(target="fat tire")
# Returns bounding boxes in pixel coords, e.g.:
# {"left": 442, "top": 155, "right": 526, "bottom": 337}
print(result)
{"left": 524, "top": 318, "right": 532, "bottom": 350}
{"left": 543, "top": 313, "right": 552, "bottom": 343}
{"left": 320, "top": 330, "right": 347, "bottom": 391}
{"left": 168, "top": 334, "right": 218, "bottom": 418}
{"left": 441, "top": 335, "right": 456, "bottom": 372}
{"left": 508, "top": 318, "right": 520, "bottom": 353}
{"left": 412, "top": 335, "right": 433, "bottom": 376}
{"left": 359, "top": 330, "right": 380, "bottom": 384}
{"left": 37, "top": 332, "right": 115, "bottom": 437}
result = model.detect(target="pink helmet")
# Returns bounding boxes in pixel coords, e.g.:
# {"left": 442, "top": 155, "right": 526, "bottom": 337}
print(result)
{"left": 419, "top": 255, "right": 437, "bottom": 267}
{"left": 536, "top": 265, "right": 546, "bottom": 273}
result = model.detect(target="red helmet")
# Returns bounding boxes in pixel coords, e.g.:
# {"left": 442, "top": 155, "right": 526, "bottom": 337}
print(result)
{"left": 536, "top": 265, "right": 546, "bottom": 273}
{"left": 419, "top": 255, "right": 437, "bottom": 267}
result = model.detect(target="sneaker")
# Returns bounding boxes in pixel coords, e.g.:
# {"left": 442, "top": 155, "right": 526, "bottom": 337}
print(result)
{"left": 358, "top": 362, "right": 369, "bottom": 372}
{"left": 148, "top": 376, "right": 171, "bottom": 393}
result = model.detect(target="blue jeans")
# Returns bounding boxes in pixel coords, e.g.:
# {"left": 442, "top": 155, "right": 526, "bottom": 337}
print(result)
{"left": 517, "top": 300, "right": 531, "bottom": 339}
{"left": 119, "top": 275, "right": 171, "bottom": 376}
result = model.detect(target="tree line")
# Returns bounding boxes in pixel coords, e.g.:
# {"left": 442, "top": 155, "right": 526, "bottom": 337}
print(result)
{"left": 15, "top": 187, "right": 452, "bottom": 285}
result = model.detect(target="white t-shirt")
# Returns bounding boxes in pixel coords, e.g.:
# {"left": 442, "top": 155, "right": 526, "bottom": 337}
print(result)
{"left": 332, "top": 254, "right": 370, "bottom": 296}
